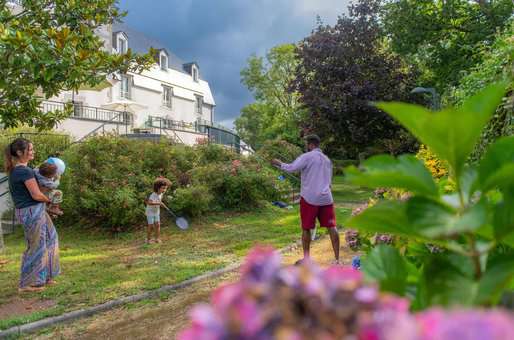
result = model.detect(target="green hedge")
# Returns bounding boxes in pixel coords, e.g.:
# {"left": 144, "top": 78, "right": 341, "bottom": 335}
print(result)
{"left": 58, "top": 137, "right": 291, "bottom": 230}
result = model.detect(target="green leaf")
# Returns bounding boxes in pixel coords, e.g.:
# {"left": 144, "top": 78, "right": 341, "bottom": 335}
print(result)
{"left": 346, "top": 201, "right": 416, "bottom": 238}
{"left": 459, "top": 167, "right": 479, "bottom": 203}
{"left": 362, "top": 245, "right": 408, "bottom": 295}
{"left": 345, "top": 154, "right": 438, "bottom": 197}
{"left": 406, "top": 197, "right": 487, "bottom": 238}
{"left": 475, "top": 253, "right": 514, "bottom": 305}
{"left": 420, "top": 255, "right": 478, "bottom": 307}
{"left": 492, "top": 194, "right": 514, "bottom": 242}
{"left": 478, "top": 136, "right": 514, "bottom": 192}
{"left": 376, "top": 83, "right": 507, "bottom": 180}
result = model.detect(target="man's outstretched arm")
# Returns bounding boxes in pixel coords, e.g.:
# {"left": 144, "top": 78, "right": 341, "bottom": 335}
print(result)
{"left": 272, "top": 154, "right": 306, "bottom": 173}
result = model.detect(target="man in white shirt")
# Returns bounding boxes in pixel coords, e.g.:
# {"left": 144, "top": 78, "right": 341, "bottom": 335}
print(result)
{"left": 272, "top": 135, "right": 340, "bottom": 264}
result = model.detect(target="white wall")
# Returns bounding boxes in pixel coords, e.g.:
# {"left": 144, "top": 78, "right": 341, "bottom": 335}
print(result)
{"left": 56, "top": 119, "right": 129, "bottom": 141}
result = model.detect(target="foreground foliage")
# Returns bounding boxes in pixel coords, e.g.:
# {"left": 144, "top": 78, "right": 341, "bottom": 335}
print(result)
{"left": 179, "top": 246, "right": 514, "bottom": 339}
{"left": 345, "top": 83, "right": 514, "bottom": 308}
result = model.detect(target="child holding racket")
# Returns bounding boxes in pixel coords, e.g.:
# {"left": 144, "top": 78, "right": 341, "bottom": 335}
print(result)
{"left": 145, "top": 177, "right": 171, "bottom": 244}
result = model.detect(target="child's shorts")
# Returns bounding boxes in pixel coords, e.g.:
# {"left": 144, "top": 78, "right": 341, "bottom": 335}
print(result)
{"left": 147, "top": 215, "right": 160, "bottom": 224}
{"left": 48, "top": 190, "right": 63, "bottom": 204}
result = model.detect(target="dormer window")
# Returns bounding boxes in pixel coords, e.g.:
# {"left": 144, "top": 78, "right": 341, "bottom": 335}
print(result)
{"left": 192, "top": 65, "right": 199, "bottom": 82}
{"left": 118, "top": 38, "right": 127, "bottom": 53}
{"left": 159, "top": 50, "right": 169, "bottom": 71}
{"left": 114, "top": 32, "right": 129, "bottom": 54}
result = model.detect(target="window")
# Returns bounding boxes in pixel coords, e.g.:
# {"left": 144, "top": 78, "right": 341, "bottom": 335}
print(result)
{"left": 195, "top": 95, "right": 203, "bottom": 114}
{"left": 120, "top": 75, "right": 131, "bottom": 99}
{"left": 162, "top": 86, "right": 173, "bottom": 108}
{"left": 160, "top": 54, "right": 168, "bottom": 71}
{"left": 192, "top": 66, "right": 198, "bottom": 82}
{"left": 118, "top": 37, "right": 127, "bottom": 54}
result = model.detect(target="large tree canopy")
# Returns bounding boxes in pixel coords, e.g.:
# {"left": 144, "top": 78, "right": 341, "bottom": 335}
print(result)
{"left": 0, "top": 0, "right": 154, "bottom": 130}
{"left": 235, "top": 44, "right": 305, "bottom": 149}
{"left": 293, "top": 0, "right": 419, "bottom": 159}
{"left": 382, "top": 0, "right": 514, "bottom": 90}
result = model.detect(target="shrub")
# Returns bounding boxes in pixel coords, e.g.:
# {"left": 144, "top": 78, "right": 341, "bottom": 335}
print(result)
{"left": 194, "top": 143, "right": 235, "bottom": 165}
{"left": 416, "top": 144, "right": 448, "bottom": 179}
{"left": 58, "top": 135, "right": 289, "bottom": 230}
{"left": 169, "top": 185, "right": 213, "bottom": 217}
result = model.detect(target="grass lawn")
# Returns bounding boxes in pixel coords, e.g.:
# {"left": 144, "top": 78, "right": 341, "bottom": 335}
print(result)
{"left": 0, "top": 176, "right": 369, "bottom": 330}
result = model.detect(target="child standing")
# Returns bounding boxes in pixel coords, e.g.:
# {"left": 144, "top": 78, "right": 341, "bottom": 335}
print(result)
{"left": 145, "top": 177, "right": 171, "bottom": 244}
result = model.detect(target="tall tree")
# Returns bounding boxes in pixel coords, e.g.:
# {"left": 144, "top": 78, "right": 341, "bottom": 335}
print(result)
{"left": 382, "top": 0, "right": 514, "bottom": 90}
{"left": 236, "top": 44, "right": 305, "bottom": 149}
{"left": 293, "top": 0, "right": 419, "bottom": 159}
{"left": 0, "top": 0, "right": 154, "bottom": 129}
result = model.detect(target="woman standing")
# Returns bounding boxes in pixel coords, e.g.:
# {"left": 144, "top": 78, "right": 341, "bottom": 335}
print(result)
{"left": 4, "top": 138, "right": 60, "bottom": 292}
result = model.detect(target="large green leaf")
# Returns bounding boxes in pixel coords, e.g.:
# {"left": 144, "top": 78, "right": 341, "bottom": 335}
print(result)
{"left": 420, "top": 255, "right": 478, "bottom": 307}
{"left": 362, "top": 245, "right": 408, "bottom": 295}
{"left": 345, "top": 154, "right": 438, "bottom": 197}
{"left": 346, "top": 201, "right": 416, "bottom": 238}
{"left": 475, "top": 253, "right": 514, "bottom": 305}
{"left": 377, "top": 83, "right": 507, "bottom": 180}
{"left": 406, "top": 197, "right": 488, "bottom": 238}
{"left": 478, "top": 136, "right": 514, "bottom": 192}
{"left": 492, "top": 193, "right": 514, "bottom": 242}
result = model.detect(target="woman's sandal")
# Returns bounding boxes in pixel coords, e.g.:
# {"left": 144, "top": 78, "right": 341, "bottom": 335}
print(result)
{"left": 46, "top": 279, "right": 57, "bottom": 286}
{"left": 18, "top": 285, "right": 45, "bottom": 293}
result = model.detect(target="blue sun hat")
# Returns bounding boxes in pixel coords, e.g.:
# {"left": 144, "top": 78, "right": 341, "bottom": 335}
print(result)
{"left": 46, "top": 157, "right": 66, "bottom": 175}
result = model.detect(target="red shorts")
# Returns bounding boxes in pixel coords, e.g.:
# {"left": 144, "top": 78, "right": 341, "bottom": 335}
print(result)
{"left": 300, "top": 197, "right": 336, "bottom": 230}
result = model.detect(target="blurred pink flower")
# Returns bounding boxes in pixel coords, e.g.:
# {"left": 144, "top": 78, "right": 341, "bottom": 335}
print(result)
{"left": 179, "top": 246, "right": 514, "bottom": 340}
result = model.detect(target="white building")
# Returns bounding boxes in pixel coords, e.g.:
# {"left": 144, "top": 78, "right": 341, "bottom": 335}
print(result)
{"left": 51, "top": 23, "right": 238, "bottom": 146}
{"left": 4, "top": 1, "right": 240, "bottom": 149}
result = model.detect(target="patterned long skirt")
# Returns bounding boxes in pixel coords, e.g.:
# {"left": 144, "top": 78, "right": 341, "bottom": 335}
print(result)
{"left": 16, "top": 203, "right": 60, "bottom": 288}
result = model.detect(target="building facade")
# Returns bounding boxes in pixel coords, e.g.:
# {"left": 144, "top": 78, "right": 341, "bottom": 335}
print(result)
{"left": 4, "top": 1, "right": 240, "bottom": 148}
{"left": 53, "top": 24, "right": 224, "bottom": 144}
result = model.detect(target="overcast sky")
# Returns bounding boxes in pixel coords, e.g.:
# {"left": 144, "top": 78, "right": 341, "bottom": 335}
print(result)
{"left": 119, "top": 0, "right": 350, "bottom": 128}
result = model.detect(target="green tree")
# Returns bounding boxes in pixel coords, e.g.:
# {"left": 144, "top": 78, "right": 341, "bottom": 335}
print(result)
{"left": 236, "top": 44, "right": 305, "bottom": 149}
{"left": 293, "top": 0, "right": 420, "bottom": 159}
{"left": 449, "top": 20, "right": 514, "bottom": 161}
{"left": 0, "top": 0, "right": 154, "bottom": 130}
{"left": 382, "top": 0, "right": 513, "bottom": 90}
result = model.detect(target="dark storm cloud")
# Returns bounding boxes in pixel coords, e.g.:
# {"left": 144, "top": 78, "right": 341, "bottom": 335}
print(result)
{"left": 119, "top": 0, "right": 350, "bottom": 127}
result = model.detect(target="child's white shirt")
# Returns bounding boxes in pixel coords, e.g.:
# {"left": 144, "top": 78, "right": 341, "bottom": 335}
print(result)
{"left": 145, "top": 192, "right": 162, "bottom": 217}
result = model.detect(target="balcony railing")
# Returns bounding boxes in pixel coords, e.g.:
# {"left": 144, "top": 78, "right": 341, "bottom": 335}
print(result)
{"left": 42, "top": 101, "right": 132, "bottom": 125}
{"left": 146, "top": 116, "right": 197, "bottom": 132}
{"left": 196, "top": 118, "right": 236, "bottom": 134}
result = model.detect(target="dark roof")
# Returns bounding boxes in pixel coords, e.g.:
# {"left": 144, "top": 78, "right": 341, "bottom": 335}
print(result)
{"left": 112, "top": 23, "right": 191, "bottom": 75}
